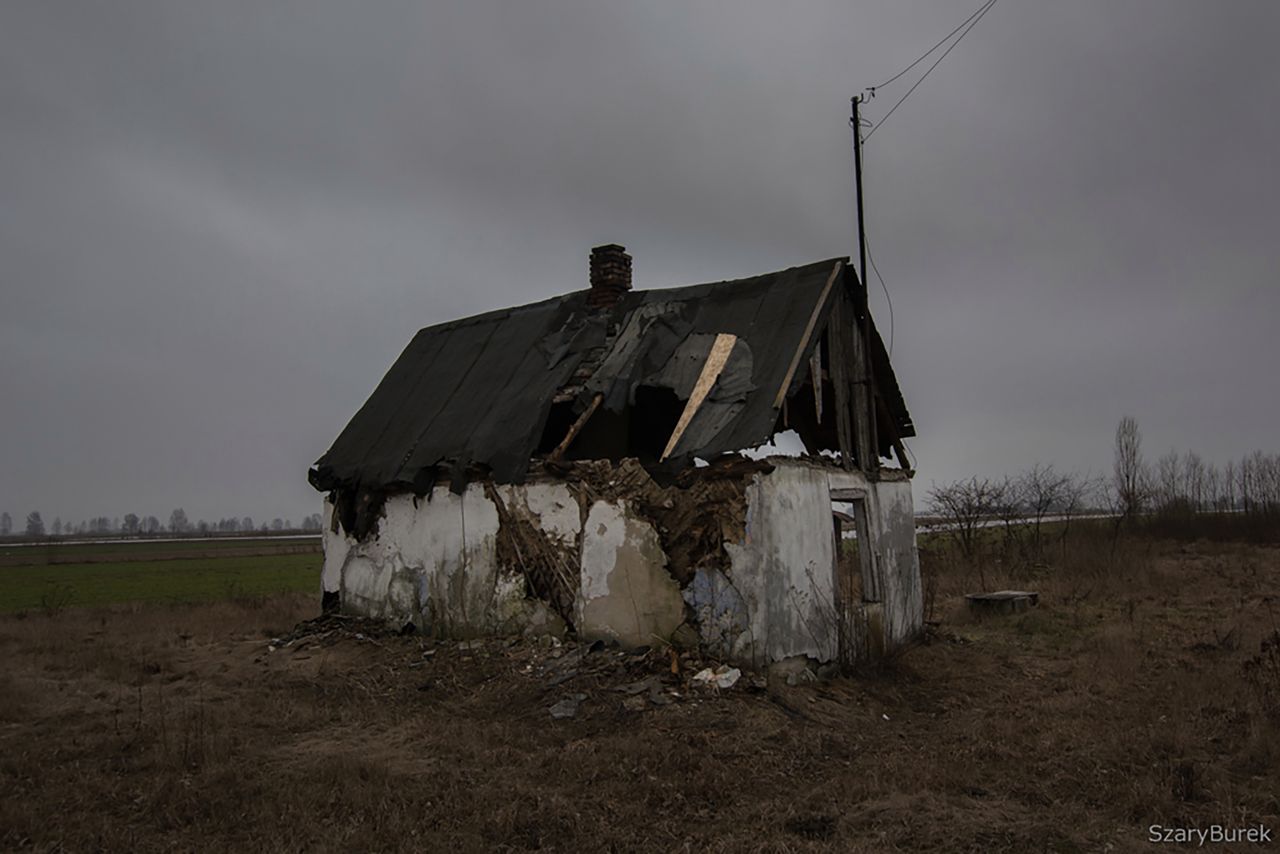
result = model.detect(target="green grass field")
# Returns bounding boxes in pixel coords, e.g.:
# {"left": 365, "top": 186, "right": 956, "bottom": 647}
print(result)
{"left": 0, "top": 552, "right": 321, "bottom": 613}
{"left": 0, "top": 536, "right": 319, "bottom": 565}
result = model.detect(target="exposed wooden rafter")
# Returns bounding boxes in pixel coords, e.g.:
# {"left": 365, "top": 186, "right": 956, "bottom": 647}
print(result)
{"left": 772, "top": 261, "right": 843, "bottom": 410}
{"left": 548, "top": 392, "right": 603, "bottom": 461}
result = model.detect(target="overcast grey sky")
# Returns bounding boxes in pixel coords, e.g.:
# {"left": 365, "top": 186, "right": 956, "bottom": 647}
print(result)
{"left": 2, "top": 1, "right": 1277, "bottom": 525}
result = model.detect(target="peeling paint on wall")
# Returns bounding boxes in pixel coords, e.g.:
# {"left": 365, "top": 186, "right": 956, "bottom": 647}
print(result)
{"left": 683, "top": 566, "right": 753, "bottom": 660}
{"left": 321, "top": 457, "right": 922, "bottom": 668}
{"left": 578, "top": 499, "right": 685, "bottom": 648}
{"left": 724, "top": 464, "right": 841, "bottom": 665}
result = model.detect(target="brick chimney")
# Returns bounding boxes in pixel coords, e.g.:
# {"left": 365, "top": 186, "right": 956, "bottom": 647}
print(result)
{"left": 587, "top": 244, "right": 632, "bottom": 308}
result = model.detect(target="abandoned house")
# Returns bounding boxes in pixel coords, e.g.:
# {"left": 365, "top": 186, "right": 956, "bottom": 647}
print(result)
{"left": 309, "top": 245, "right": 920, "bottom": 668}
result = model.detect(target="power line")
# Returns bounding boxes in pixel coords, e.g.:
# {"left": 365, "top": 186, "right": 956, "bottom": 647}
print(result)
{"left": 854, "top": 0, "right": 998, "bottom": 337}
{"left": 867, "top": 0, "right": 996, "bottom": 94}
{"left": 864, "top": 232, "right": 894, "bottom": 357}
{"left": 864, "top": 0, "right": 998, "bottom": 142}
{"left": 849, "top": 4, "right": 995, "bottom": 475}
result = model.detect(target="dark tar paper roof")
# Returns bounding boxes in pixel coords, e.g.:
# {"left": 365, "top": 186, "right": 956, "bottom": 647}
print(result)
{"left": 310, "top": 258, "right": 913, "bottom": 494}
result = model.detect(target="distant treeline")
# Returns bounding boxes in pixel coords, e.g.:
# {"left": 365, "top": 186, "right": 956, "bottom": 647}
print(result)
{"left": 926, "top": 416, "right": 1280, "bottom": 563}
{"left": 0, "top": 509, "right": 324, "bottom": 540}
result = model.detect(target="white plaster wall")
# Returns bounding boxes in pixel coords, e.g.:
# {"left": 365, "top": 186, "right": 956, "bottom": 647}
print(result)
{"left": 509, "top": 483, "right": 582, "bottom": 542}
{"left": 726, "top": 463, "right": 842, "bottom": 665}
{"left": 682, "top": 565, "right": 755, "bottom": 661}
{"left": 578, "top": 499, "right": 685, "bottom": 648}
{"left": 321, "top": 499, "right": 349, "bottom": 595}
{"left": 319, "top": 460, "right": 920, "bottom": 663}
{"left": 324, "top": 481, "right": 688, "bottom": 643}
{"left": 827, "top": 470, "right": 922, "bottom": 652}
{"left": 726, "top": 460, "right": 922, "bottom": 666}
{"left": 579, "top": 500, "right": 625, "bottom": 604}
{"left": 870, "top": 478, "right": 923, "bottom": 648}
{"left": 322, "top": 485, "right": 514, "bottom": 634}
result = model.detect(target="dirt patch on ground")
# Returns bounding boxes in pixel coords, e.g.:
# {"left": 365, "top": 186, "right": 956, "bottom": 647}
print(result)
{"left": 2, "top": 535, "right": 1279, "bottom": 851}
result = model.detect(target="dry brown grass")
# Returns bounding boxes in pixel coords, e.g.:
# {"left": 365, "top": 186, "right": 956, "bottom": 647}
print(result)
{"left": 3, "top": 530, "right": 1279, "bottom": 852}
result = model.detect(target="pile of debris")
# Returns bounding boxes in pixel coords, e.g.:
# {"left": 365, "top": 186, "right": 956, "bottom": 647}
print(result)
{"left": 266, "top": 615, "right": 777, "bottom": 721}
{"left": 267, "top": 612, "right": 409, "bottom": 652}
{"left": 531, "top": 639, "right": 760, "bottom": 719}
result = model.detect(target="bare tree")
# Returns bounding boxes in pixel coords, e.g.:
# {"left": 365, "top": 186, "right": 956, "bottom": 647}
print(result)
{"left": 1183, "top": 451, "right": 1205, "bottom": 512}
{"left": 169, "top": 507, "right": 190, "bottom": 534}
{"left": 1056, "top": 472, "right": 1100, "bottom": 554}
{"left": 1113, "top": 416, "right": 1149, "bottom": 524}
{"left": 1239, "top": 454, "right": 1254, "bottom": 513}
{"left": 927, "top": 477, "right": 1008, "bottom": 565}
{"left": 1256, "top": 450, "right": 1279, "bottom": 513}
{"left": 0, "top": 512, "right": 10, "bottom": 535}
{"left": 1204, "top": 463, "right": 1221, "bottom": 511}
{"left": 1155, "top": 450, "right": 1180, "bottom": 512}
{"left": 1018, "top": 464, "right": 1073, "bottom": 560}
{"left": 985, "top": 477, "right": 1029, "bottom": 559}
{"left": 26, "top": 511, "right": 45, "bottom": 538}
{"left": 122, "top": 513, "right": 140, "bottom": 536}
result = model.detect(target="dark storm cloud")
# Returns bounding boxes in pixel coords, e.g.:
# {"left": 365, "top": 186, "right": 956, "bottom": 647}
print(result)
{"left": 2, "top": 1, "right": 1277, "bottom": 524}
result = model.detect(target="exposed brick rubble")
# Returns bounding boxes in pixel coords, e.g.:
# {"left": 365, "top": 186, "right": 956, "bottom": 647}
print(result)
{"left": 562, "top": 457, "right": 770, "bottom": 586}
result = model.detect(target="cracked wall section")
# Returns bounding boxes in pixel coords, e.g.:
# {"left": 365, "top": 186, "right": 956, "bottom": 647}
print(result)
{"left": 563, "top": 457, "right": 763, "bottom": 585}
{"left": 577, "top": 499, "right": 685, "bottom": 648}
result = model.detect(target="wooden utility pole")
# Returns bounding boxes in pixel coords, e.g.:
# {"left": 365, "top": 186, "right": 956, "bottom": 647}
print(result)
{"left": 850, "top": 96, "right": 880, "bottom": 474}
{"left": 852, "top": 96, "right": 869, "bottom": 306}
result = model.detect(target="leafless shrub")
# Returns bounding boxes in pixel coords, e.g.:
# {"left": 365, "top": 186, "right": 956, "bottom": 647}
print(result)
{"left": 992, "top": 476, "right": 1027, "bottom": 561}
{"left": 921, "top": 557, "right": 939, "bottom": 623}
{"left": 927, "top": 477, "right": 1008, "bottom": 587}
{"left": 39, "top": 583, "right": 74, "bottom": 617}
{"left": 1015, "top": 464, "right": 1096, "bottom": 562}
{"left": 1055, "top": 472, "right": 1102, "bottom": 555}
